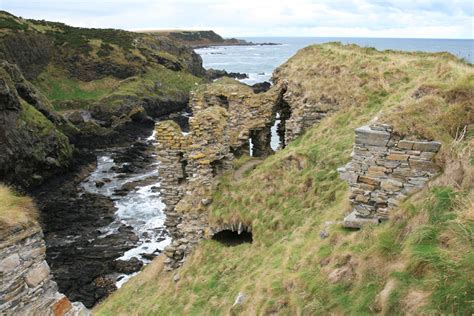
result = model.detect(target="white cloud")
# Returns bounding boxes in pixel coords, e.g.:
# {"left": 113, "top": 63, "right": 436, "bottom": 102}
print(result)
{"left": 2, "top": 0, "right": 473, "bottom": 38}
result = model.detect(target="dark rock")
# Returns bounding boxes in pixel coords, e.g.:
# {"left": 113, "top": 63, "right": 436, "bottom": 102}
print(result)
{"left": 114, "top": 257, "right": 143, "bottom": 274}
{"left": 251, "top": 81, "right": 271, "bottom": 94}
{"left": 0, "top": 61, "right": 75, "bottom": 189}
{"left": 206, "top": 68, "right": 248, "bottom": 80}
{"left": 141, "top": 253, "right": 158, "bottom": 261}
{"left": 95, "top": 180, "right": 105, "bottom": 188}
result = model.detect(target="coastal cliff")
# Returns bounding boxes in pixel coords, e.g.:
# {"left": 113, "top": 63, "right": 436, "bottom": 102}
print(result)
{"left": 96, "top": 43, "right": 473, "bottom": 315}
{"left": 139, "top": 30, "right": 251, "bottom": 48}
{"left": 0, "top": 10, "right": 208, "bottom": 309}
{"left": 0, "top": 185, "right": 89, "bottom": 315}
{"left": 0, "top": 11, "right": 209, "bottom": 188}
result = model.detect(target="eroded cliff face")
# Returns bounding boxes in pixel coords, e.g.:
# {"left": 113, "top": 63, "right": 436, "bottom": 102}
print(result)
{"left": 0, "top": 11, "right": 206, "bottom": 152}
{"left": 0, "top": 61, "right": 74, "bottom": 188}
{"left": 0, "top": 222, "right": 88, "bottom": 315}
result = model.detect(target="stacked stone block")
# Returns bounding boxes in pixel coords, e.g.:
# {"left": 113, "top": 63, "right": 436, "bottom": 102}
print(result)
{"left": 0, "top": 223, "right": 89, "bottom": 315}
{"left": 154, "top": 121, "right": 188, "bottom": 239}
{"left": 338, "top": 124, "right": 441, "bottom": 228}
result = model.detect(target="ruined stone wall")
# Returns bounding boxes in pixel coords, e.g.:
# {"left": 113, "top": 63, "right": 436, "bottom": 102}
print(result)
{"left": 155, "top": 121, "right": 189, "bottom": 239}
{"left": 189, "top": 79, "right": 284, "bottom": 156}
{"left": 279, "top": 88, "right": 335, "bottom": 144}
{"left": 0, "top": 223, "right": 88, "bottom": 315}
{"left": 338, "top": 124, "right": 441, "bottom": 228}
{"left": 161, "top": 106, "right": 232, "bottom": 270}
{"left": 156, "top": 79, "right": 302, "bottom": 271}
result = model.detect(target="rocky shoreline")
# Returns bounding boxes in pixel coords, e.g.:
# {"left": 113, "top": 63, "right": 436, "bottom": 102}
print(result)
{"left": 26, "top": 108, "right": 197, "bottom": 308}
{"left": 32, "top": 147, "right": 142, "bottom": 307}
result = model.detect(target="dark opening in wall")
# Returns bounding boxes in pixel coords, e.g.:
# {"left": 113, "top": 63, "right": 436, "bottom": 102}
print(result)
{"left": 217, "top": 94, "right": 229, "bottom": 108}
{"left": 211, "top": 158, "right": 225, "bottom": 177}
{"left": 275, "top": 99, "right": 291, "bottom": 149}
{"left": 250, "top": 128, "right": 272, "bottom": 157}
{"left": 177, "top": 153, "right": 188, "bottom": 184}
{"left": 212, "top": 230, "right": 253, "bottom": 246}
{"left": 231, "top": 143, "right": 250, "bottom": 158}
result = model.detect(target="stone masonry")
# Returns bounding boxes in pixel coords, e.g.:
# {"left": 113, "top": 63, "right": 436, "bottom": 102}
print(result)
{"left": 0, "top": 223, "right": 89, "bottom": 315}
{"left": 156, "top": 79, "right": 286, "bottom": 271}
{"left": 189, "top": 79, "right": 286, "bottom": 156}
{"left": 338, "top": 123, "right": 441, "bottom": 228}
{"left": 157, "top": 106, "right": 233, "bottom": 270}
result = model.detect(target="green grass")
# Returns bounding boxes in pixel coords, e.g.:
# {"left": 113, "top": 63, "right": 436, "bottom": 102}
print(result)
{"left": 34, "top": 65, "right": 202, "bottom": 111}
{"left": 107, "top": 65, "right": 202, "bottom": 100}
{"left": 0, "top": 15, "right": 28, "bottom": 31}
{"left": 17, "top": 100, "right": 73, "bottom": 162}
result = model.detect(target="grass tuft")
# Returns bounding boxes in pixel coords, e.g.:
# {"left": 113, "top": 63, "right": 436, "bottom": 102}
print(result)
{"left": 0, "top": 185, "right": 38, "bottom": 229}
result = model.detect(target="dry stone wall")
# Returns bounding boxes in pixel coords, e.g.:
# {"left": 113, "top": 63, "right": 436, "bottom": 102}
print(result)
{"left": 338, "top": 123, "right": 441, "bottom": 228}
{"left": 0, "top": 223, "right": 88, "bottom": 315}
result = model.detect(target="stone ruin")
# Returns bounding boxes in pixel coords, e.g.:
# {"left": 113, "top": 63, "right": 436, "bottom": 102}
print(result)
{"left": 155, "top": 80, "right": 288, "bottom": 270}
{"left": 338, "top": 123, "right": 442, "bottom": 228}
{"left": 155, "top": 78, "right": 444, "bottom": 271}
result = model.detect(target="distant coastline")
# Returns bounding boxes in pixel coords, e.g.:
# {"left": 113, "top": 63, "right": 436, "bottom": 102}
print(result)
{"left": 137, "top": 29, "right": 280, "bottom": 48}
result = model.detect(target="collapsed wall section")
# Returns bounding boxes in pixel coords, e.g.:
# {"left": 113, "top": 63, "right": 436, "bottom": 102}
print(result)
{"left": 338, "top": 124, "right": 441, "bottom": 228}
{"left": 156, "top": 80, "right": 304, "bottom": 271}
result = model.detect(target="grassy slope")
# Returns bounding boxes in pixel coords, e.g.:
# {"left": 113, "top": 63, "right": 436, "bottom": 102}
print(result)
{"left": 35, "top": 65, "right": 202, "bottom": 111}
{"left": 96, "top": 44, "right": 473, "bottom": 315}
{"left": 0, "top": 185, "right": 37, "bottom": 229}
{"left": 0, "top": 11, "right": 204, "bottom": 111}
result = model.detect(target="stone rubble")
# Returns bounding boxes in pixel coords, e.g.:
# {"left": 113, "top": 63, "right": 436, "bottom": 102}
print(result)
{"left": 0, "top": 223, "right": 89, "bottom": 315}
{"left": 338, "top": 123, "right": 441, "bottom": 228}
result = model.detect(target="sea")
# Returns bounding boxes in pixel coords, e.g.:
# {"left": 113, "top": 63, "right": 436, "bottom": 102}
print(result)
{"left": 195, "top": 37, "right": 474, "bottom": 85}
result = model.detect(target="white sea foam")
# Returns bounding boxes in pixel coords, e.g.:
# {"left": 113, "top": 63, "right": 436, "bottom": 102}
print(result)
{"left": 81, "top": 128, "right": 171, "bottom": 287}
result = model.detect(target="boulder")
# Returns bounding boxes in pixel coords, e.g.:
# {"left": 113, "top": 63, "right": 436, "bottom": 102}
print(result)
{"left": 114, "top": 257, "right": 143, "bottom": 274}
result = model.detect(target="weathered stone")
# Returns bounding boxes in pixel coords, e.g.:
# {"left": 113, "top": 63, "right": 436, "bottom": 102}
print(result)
{"left": 355, "top": 195, "right": 370, "bottom": 203}
{"left": 409, "top": 159, "right": 441, "bottom": 173}
{"left": 412, "top": 141, "right": 441, "bottom": 152}
{"left": 0, "top": 224, "right": 89, "bottom": 315}
{"left": 397, "top": 140, "right": 415, "bottom": 150}
{"left": 52, "top": 296, "right": 72, "bottom": 316}
{"left": 420, "top": 152, "right": 435, "bottom": 160}
{"left": 355, "top": 125, "right": 390, "bottom": 146}
{"left": 343, "top": 211, "right": 379, "bottom": 228}
{"left": 367, "top": 166, "right": 387, "bottom": 177}
{"left": 0, "top": 253, "right": 20, "bottom": 273}
{"left": 358, "top": 176, "right": 380, "bottom": 186}
{"left": 340, "top": 124, "right": 440, "bottom": 224}
{"left": 381, "top": 179, "right": 403, "bottom": 191}
{"left": 25, "top": 261, "right": 50, "bottom": 287}
{"left": 387, "top": 153, "right": 409, "bottom": 161}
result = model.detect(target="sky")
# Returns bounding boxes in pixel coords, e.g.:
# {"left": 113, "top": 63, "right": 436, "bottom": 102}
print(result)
{"left": 1, "top": 0, "right": 473, "bottom": 39}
